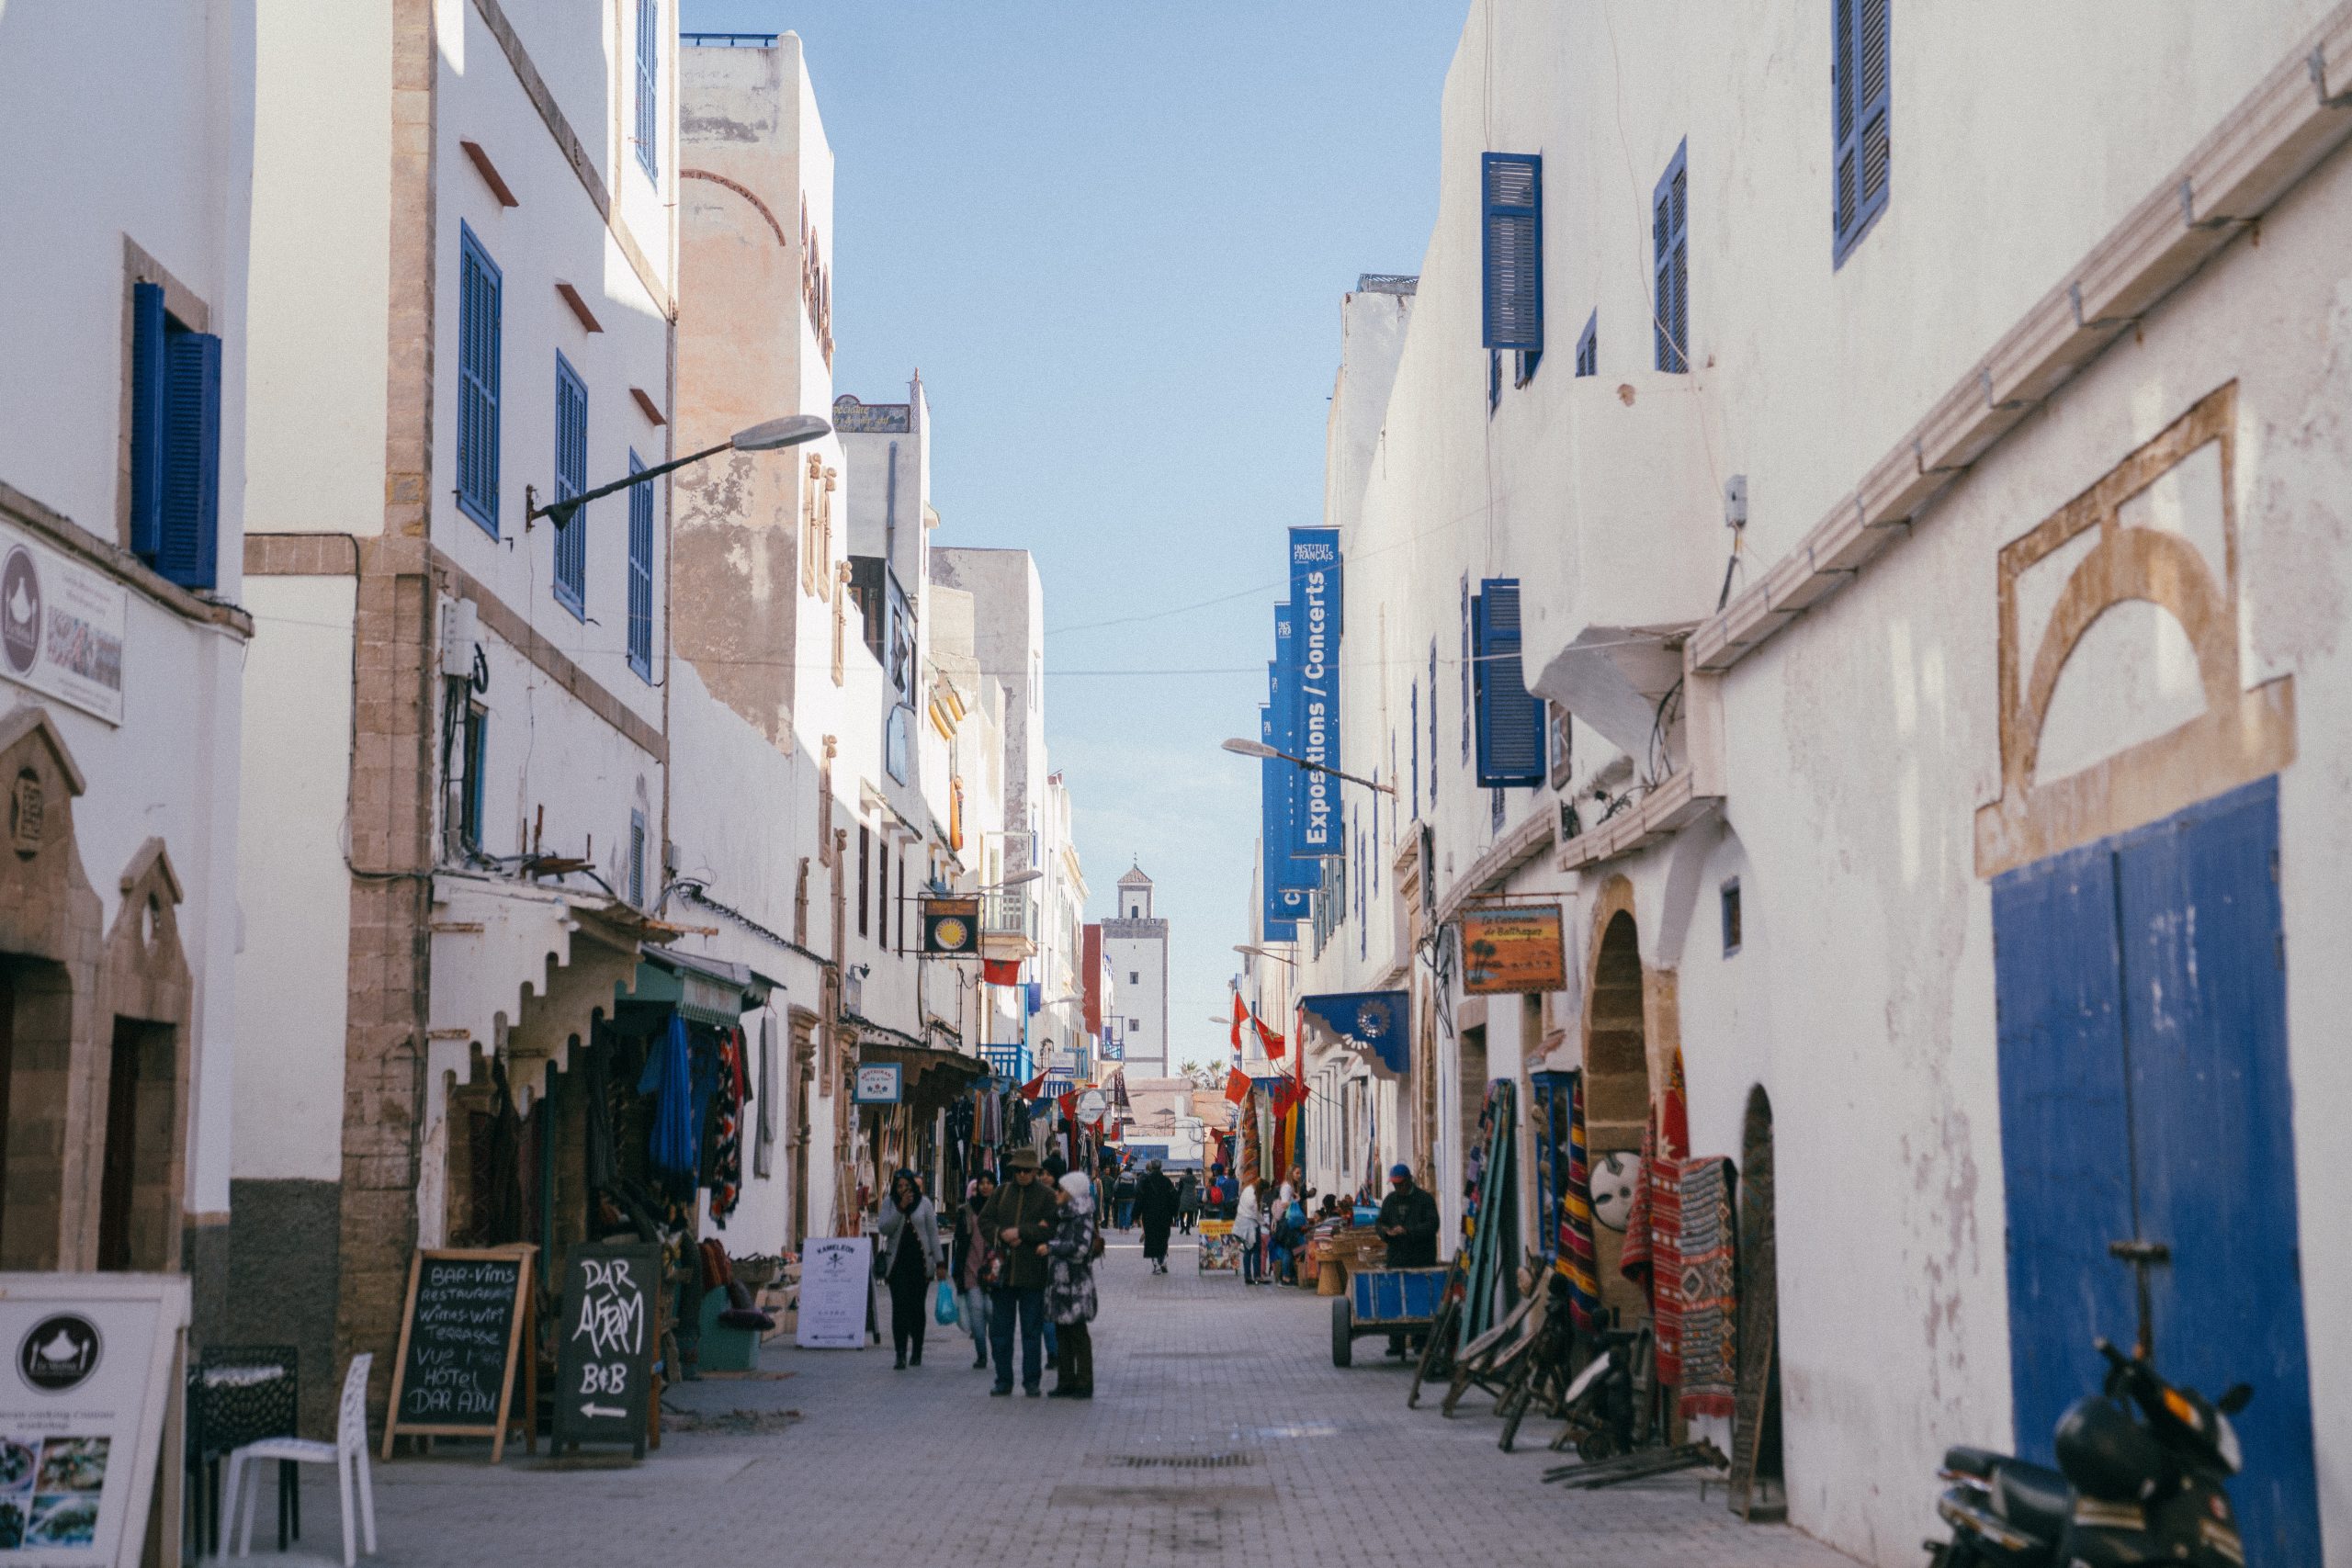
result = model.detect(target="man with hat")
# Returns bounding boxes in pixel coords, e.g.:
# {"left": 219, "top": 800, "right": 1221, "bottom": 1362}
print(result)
{"left": 978, "top": 1147, "right": 1059, "bottom": 1396}
{"left": 1375, "top": 1163, "right": 1442, "bottom": 1358}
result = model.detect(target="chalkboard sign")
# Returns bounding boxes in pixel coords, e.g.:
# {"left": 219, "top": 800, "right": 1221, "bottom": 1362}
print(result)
{"left": 381, "top": 1247, "right": 537, "bottom": 1462}
{"left": 550, "top": 1242, "right": 660, "bottom": 1458}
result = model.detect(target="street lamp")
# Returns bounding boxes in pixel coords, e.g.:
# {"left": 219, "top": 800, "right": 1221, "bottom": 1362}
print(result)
{"left": 1234, "top": 942, "right": 1296, "bottom": 967}
{"left": 1219, "top": 736, "right": 1396, "bottom": 796}
{"left": 525, "top": 413, "right": 831, "bottom": 530}
{"left": 979, "top": 868, "right": 1043, "bottom": 890}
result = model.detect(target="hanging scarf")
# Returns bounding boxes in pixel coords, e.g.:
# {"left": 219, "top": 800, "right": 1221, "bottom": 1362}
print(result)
{"left": 639, "top": 1013, "right": 696, "bottom": 1178}
{"left": 1620, "top": 1049, "right": 1690, "bottom": 1382}
{"left": 1559, "top": 1072, "right": 1601, "bottom": 1334}
{"left": 707, "top": 1026, "right": 746, "bottom": 1226}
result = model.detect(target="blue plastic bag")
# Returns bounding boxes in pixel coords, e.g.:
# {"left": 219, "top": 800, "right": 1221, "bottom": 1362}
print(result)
{"left": 934, "top": 1280, "right": 959, "bottom": 1325}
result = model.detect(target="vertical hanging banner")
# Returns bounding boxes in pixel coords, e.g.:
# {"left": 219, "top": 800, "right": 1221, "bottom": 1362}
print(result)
{"left": 1289, "top": 528, "right": 1342, "bottom": 869}
{"left": 1266, "top": 603, "right": 1317, "bottom": 924}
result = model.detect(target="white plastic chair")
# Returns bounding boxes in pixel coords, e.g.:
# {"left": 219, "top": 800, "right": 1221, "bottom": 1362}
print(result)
{"left": 223, "top": 1352, "right": 377, "bottom": 1564}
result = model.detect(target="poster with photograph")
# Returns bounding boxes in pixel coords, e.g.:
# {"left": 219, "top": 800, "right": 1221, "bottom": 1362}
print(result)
{"left": 794, "top": 1238, "right": 872, "bottom": 1349}
{"left": 0, "top": 1274, "right": 187, "bottom": 1564}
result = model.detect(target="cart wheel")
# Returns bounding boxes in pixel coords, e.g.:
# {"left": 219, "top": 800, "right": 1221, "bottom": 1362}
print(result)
{"left": 1577, "top": 1429, "right": 1618, "bottom": 1463}
{"left": 1330, "top": 1299, "right": 1353, "bottom": 1368}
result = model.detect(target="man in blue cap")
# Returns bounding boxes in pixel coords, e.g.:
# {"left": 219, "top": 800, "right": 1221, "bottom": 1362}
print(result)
{"left": 1375, "top": 1162, "right": 1442, "bottom": 1358}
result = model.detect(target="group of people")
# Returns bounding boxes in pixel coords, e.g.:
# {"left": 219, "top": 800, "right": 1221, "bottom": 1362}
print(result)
{"left": 869, "top": 1148, "right": 1102, "bottom": 1398}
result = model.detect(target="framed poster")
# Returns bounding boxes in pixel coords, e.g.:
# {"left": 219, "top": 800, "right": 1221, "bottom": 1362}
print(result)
{"left": 1460, "top": 904, "right": 1566, "bottom": 994}
{"left": 853, "top": 1064, "right": 902, "bottom": 1104}
{"left": 0, "top": 1272, "right": 188, "bottom": 1564}
{"left": 1195, "top": 1220, "right": 1240, "bottom": 1274}
{"left": 550, "top": 1242, "right": 661, "bottom": 1460}
{"left": 380, "top": 1247, "right": 536, "bottom": 1461}
{"left": 795, "top": 1238, "right": 872, "bottom": 1349}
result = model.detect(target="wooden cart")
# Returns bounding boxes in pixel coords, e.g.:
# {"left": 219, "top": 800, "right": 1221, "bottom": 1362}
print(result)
{"left": 1329, "top": 1267, "right": 1449, "bottom": 1367}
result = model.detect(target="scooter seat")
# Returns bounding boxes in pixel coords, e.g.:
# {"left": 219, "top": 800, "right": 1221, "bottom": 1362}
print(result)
{"left": 1942, "top": 1445, "right": 2007, "bottom": 1479}
{"left": 1994, "top": 1459, "right": 2075, "bottom": 1544}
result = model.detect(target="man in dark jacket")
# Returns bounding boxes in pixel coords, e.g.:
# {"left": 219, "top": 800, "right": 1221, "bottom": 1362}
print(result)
{"left": 978, "top": 1147, "right": 1058, "bottom": 1395}
{"left": 1376, "top": 1162, "right": 1442, "bottom": 1357}
{"left": 1134, "top": 1159, "right": 1180, "bottom": 1274}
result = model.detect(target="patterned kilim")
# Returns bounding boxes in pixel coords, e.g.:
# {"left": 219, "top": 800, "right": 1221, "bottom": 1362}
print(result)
{"left": 1557, "top": 1074, "right": 1600, "bottom": 1333}
{"left": 1676, "top": 1155, "right": 1737, "bottom": 1417}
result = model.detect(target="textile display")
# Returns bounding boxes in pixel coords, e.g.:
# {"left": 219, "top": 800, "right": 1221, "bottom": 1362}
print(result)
{"left": 1558, "top": 1073, "right": 1601, "bottom": 1334}
{"left": 639, "top": 1013, "right": 696, "bottom": 1177}
{"left": 1619, "top": 1047, "right": 1690, "bottom": 1382}
{"left": 753, "top": 1014, "right": 777, "bottom": 1178}
{"left": 1676, "top": 1156, "right": 1738, "bottom": 1418}
{"left": 706, "top": 1026, "right": 747, "bottom": 1226}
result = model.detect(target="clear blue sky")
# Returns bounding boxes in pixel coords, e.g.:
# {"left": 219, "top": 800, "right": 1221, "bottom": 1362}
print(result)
{"left": 682, "top": 1, "right": 1464, "bottom": 1069}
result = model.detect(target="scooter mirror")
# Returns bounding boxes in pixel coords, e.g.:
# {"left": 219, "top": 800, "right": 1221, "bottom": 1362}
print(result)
{"left": 2217, "top": 1382, "right": 2254, "bottom": 1416}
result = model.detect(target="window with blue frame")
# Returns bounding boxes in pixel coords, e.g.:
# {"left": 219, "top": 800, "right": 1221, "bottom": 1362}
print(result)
{"left": 1474, "top": 580, "right": 1545, "bottom": 788}
{"left": 457, "top": 225, "right": 502, "bottom": 535}
{"left": 628, "top": 807, "right": 647, "bottom": 907}
{"left": 1575, "top": 310, "right": 1598, "bottom": 378}
{"left": 128, "top": 281, "right": 223, "bottom": 591}
{"left": 1482, "top": 152, "right": 1543, "bottom": 397}
{"left": 635, "top": 0, "right": 660, "bottom": 181}
{"left": 627, "top": 452, "right": 653, "bottom": 679}
{"left": 552, "top": 355, "right": 587, "bottom": 615}
{"left": 1653, "top": 141, "right": 1690, "bottom": 373}
{"left": 460, "top": 703, "right": 489, "bottom": 851}
{"left": 1832, "top": 0, "right": 1891, "bottom": 264}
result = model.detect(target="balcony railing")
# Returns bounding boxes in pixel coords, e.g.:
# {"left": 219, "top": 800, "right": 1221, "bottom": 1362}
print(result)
{"left": 979, "top": 887, "right": 1038, "bottom": 949}
{"left": 681, "top": 31, "right": 778, "bottom": 47}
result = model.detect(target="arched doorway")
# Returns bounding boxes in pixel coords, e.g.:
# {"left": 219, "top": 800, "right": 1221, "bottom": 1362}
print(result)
{"left": 1731, "top": 1084, "right": 1784, "bottom": 1519}
{"left": 1582, "top": 899, "right": 1651, "bottom": 1327}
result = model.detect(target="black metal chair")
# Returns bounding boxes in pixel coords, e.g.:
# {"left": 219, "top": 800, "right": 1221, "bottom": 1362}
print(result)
{"left": 187, "top": 1346, "right": 299, "bottom": 1558}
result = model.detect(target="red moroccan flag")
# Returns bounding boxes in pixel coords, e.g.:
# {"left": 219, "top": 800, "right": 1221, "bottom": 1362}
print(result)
{"left": 1254, "top": 1013, "right": 1286, "bottom": 1058}
{"left": 1230, "top": 991, "right": 1248, "bottom": 1048}
{"left": 1224, "top": 1066, "right": 1251, "bottom": 1104}
{"left": 982, "top": 958, "right": 1020, "bottom": 987}
{"left": 1019, "top": 1071, "right": 1048, "bottom": 1101}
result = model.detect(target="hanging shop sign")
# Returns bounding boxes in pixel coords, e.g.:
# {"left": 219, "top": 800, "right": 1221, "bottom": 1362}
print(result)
{"left": 380, "top": 1246, "right": 537, "bottom": 1462}
{"left": 0, "top": 1273, "right": 187, "bottom": 1563}
{"left": 1075, "top": 1088, "right": 1109, "bottom": 1124}
{"left": 1298, "top": 990, "right": 1411, "bottom": 1077}
{"left": 921, "top": 897, "right": 978, "bottom": 955}
{"left": 795, "top": 1237, "right": 873, "bottom": 1349}
{"left": 853, "top": 1063, "right": 903, "bottom": 1104}
{"left": 1288, "top": 527, "right": 1342, "bottom": 866}
{"left": 1460, "top": 903, "right": 1567, "bottom": 993}
{"left": 0, "top": 522, "right": 127, "bottom": 727}
{"left": 550, "top": 1242, "right": 660, "bottom": 1460}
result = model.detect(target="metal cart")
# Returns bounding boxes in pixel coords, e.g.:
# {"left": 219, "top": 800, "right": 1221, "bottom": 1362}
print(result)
{"left": 1329, "top": 1267, "right": 1449, "bottom": 1367}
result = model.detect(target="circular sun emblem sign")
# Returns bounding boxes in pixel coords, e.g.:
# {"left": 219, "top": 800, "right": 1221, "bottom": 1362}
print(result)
{"left": 933, "top": 916, "right": 969, "bottom": 951}
{"left": 17, "top": 1314, "right": 100, "bottom": 1394}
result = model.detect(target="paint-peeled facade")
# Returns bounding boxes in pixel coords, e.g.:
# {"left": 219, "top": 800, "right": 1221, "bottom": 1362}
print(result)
{"left": 1262, "top": 3, "right": 2352, "bottom": 1562}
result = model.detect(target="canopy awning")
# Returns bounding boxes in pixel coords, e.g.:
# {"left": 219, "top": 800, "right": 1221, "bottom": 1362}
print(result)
{"left": 635, "top": 947, "right": 774, "bottom": 1026}
{"left": 849, "top": 1021, "right": 989, "bottom": 1110}
{"left": 1297, "top": 990, "right": 1411, "bottom": 1079}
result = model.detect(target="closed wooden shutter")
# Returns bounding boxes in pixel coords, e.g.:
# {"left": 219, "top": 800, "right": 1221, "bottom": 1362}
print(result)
{"left": 1481, "top": 153, "right": 1544, "bottom": 351}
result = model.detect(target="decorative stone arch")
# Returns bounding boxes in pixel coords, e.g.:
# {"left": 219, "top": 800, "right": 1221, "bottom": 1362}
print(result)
{"left": 1976, "top": 381, "right": 2295, "bottom": 875}
{"left": 0, "top": 706, "right": 101, "bottom": 1270}
{"left": 1578, "top": 875, "right": 1651, "bottom": 1157}
{"left": 96, "top": 838, "right": 193, "bottom": 1272}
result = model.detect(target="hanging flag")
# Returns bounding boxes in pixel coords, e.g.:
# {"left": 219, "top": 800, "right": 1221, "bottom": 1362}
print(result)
{"left": 982, "top": 957, "right": 1020, "bottom": 987}
{"left": 1230, "top": 990, "right": 1248, "bottom": 1049}
{"left": 1224, "top": 1066, "right": 1250, "bottom": 1104}
{"left": 1253, "top": 1012, "right": 1287, "bottom": 1058}
{"left": 1025, "top": 982, "right": 1043, "bottom": 1016}
{"left": 1019, "top": 1070, "right": 1048, "bottom": 1101}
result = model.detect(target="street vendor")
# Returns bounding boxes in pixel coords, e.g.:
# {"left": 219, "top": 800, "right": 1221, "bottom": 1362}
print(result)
{"left": 1375, "top": 1163, "right": 1440, "bottom": 1268}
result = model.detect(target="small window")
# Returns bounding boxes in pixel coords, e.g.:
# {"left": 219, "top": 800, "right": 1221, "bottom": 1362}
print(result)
{"left": 1129, "top": 1017, "right": 1140, "bottom": 1032}
{"left": 553, "top": 355, "right": 588, "bottom": 615}
{"left": 1547, "top": 702, "right": 1575, "bottom": 790}
{"left": 1653, "top": 141, "right": 1690, "bottom": 373}
{"left": 628, "top": 808, "right": 647, "bottom": 907}
{"left": 634, "top": 0, "right": 660, "bottom": 181}
{"left": 1458, "top": 578, "right": 1472, "bottom": 762}
{"left": 1574, "top": 311, "right": 1598, "bottom": 378}
{"left": 627, "top": 453, "right": 654, "bottom": 680}
{"left": 457, "top": 224, "right": 503, "bottom": 535}
{"left": 128, "top": 281, "right": 223, "bottom": 591}
{"left": 1129, "top": 971, "right": 1138, "bottom": 985}
{"left": 857, "top": 825, "right": 871, "bottom": 937}
{"left": 1480, "top": 152, "right": 1543, "bottom": 352}
{"left": 459, "top": 704, "right": 489, "bottom": 850}
{"left": 1832, "top": 0, "right": 1892, "bottom": 265}
{"left": 1721, "top": 877, "right": 1742, "bottom": 956}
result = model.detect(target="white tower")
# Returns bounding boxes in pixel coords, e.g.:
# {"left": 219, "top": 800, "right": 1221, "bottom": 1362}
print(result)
{"left": 1102, "top": 865, "right": 1169, "bottom": 1077}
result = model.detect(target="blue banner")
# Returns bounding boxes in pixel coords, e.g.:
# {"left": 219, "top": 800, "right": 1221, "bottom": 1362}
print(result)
{"left": 1289, "top": 528, "right": 1341, "bottom": 865}
{"left": 1266, "top": 603, "right": 1317, "bottom": 925}
{"left": 1261, "top": 698, "right": 1307, "bottom": 939}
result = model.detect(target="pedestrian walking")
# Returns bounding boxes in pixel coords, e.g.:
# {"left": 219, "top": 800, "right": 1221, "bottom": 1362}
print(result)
{"left": 1112, "top": 1162, "right": 1138, "bottom": 1231}
{"left": 1045, "top": 1170, "right": 1100, "bottom": 1398}
{"left": 1176, "top": 1170, "right": 1200, "bottom": 1235}
{"left": 978, "top": 1147, "right": 1057, "bottom": 1396}
{"left": 1135, "top": 1158, "right": 1178, "bottom": 1274}
{"left": 1233, "top": 1177, "right": 1266, "bottom": 1285}
{"left": 952, "top": 1171, "right": 999, "bottom": 1370}
{"left": 875, "top": 1169, "right": 945, "bottom": 1370}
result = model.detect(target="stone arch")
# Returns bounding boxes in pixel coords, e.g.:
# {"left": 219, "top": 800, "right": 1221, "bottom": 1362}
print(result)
{"left": 96, "top": 839, "right": 192, "bottom": 1272}
{"left": 1732, "top": 1083, "right": 1785, "bottom": 1516}
{"left": 0, "top": 706, "right": 101, "bottom": 1270}
{"left": 1579, "top": 877, "right": 1650, "bottom": 1156}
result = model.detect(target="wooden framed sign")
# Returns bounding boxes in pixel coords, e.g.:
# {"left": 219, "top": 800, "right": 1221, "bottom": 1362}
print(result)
{"left": 550, "top": 1243, "right": 659, "bottom": 1459}
{"left": 1460, "top": 904, "right": 1567, "bottom": 993}
{"left": 381, "top": 1247, "right": 536, "bottom": 1462}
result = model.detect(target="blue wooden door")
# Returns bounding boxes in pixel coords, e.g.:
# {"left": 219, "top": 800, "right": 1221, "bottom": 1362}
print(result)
{"left": 1993, "top": 777, "right": 2317, "bottom": 1563}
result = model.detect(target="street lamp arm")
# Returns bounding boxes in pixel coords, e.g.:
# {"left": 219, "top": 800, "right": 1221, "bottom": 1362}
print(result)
{"left": 1224, "top": 739, "right": 1396, "bottom": 797}
{"left": 526, "top": 413, "right": 831, "bottom": 528}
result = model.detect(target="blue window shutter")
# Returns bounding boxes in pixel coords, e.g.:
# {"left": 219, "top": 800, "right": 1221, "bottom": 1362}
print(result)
{"left": 635, "top": 0, "right": 660, "bottom": 180}
{"left": 156, "top": 332, "right": 222, "bottom": 591}
{"left": 1575, "top": 310, "right": 1598, "bottom": 378}
{"left": 553, "top": 354, "right": 587, "bottom": 615}
{"left": 1653, "top": 141, "right": 1689, "bottom": 372}
{"left": 1474, "top": 579, "right": 1544, "bottom": 788}
{"left": 129, "top": 282, "right": 168, "bottom": 560}
{"left": 1480, "top": 152, "right": 1543, "bottom": 351}
{"left": 457, "top": 224, "right": 502, "bottom": 535}
{"left": 1834, "top": 0, "right": 1892, "bottom": 264}
{"left": 627, "top": 452, "right": 653, "bottom": 680}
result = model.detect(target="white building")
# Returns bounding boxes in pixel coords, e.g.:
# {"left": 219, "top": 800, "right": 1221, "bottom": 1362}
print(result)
{"left": 0, "top": 0, "right": 254, "bottom": 1337}
{"left": 1261, "top": 2, "right": 2352, "bottom": 1561}
{"left": 1102, "top": 866, "right": 1169, "bottom": 1078}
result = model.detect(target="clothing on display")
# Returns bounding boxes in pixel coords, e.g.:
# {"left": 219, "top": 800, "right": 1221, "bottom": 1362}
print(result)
{"left": 1676, "top": 1156, "right": 1738, "bottom": 1418}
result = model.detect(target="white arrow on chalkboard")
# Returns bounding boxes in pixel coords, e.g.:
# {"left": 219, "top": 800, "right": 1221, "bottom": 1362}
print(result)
{"left": 580, "top": 1403, "right": 627, "bottom": 1419}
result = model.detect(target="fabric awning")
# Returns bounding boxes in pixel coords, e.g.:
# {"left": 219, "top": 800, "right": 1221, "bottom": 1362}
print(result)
{"left": 1297, "top": 990, "right": 1411, "bottom": 1079}
{"left": 849, "top": 1022, "right": 989, "bottom": 1110}
{"left": 636, "top": 947, "right": 773, "bottom": 1026}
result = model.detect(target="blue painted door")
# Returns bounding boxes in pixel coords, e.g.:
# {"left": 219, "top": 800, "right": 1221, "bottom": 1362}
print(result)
{"left": 1993, "top": 777, "right": 2317, "bottom": 1563}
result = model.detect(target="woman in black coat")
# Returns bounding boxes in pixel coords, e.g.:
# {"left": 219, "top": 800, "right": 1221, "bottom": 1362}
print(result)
{"left": 1134, "top": 1158, "right": 1180, "bottom": 1275}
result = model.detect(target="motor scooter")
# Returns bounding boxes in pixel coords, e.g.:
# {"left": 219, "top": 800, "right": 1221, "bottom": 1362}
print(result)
{"left": 1925, "top": 1241, "right": 2251, "bottom": 1568}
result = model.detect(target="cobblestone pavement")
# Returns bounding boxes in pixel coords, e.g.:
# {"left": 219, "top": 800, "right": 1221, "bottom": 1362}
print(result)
{"left": 270, "top": 1237, "right": 1861, "bottom": 1566}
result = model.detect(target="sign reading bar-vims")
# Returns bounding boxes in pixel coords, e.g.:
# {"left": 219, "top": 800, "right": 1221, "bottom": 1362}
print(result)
{"left": 382, "top": 1247, "right": 535, "bottom": 1462}
{"left": 551, "top": 1242, "right": 660, "bottom": 1459}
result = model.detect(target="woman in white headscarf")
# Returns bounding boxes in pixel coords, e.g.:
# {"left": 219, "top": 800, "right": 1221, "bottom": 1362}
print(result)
{"left": 1043, "top": 1170, "right": 1099, "bottom": 1398}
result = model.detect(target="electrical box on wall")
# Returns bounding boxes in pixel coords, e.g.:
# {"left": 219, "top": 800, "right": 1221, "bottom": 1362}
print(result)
{"left": 441, "top": 596, "right": 480, "bottom": 674}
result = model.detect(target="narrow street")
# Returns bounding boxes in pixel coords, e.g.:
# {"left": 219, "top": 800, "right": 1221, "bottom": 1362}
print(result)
{"left": 301, "top": 1239, "right": 1857, "bottom": 1567}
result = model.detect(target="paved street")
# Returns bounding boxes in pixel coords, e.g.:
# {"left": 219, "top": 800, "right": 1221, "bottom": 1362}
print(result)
{"left": 271, "top": 1238, "right": 1860, "bottom": 1567}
